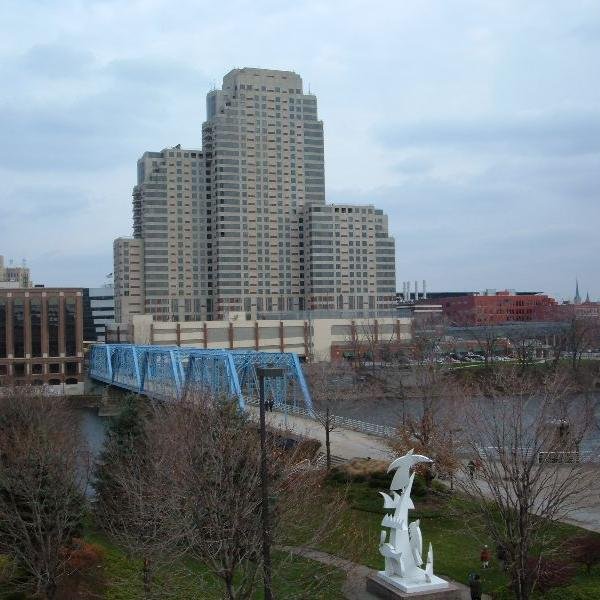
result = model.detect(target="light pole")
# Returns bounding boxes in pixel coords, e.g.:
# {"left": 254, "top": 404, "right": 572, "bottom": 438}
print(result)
{"left": 256, "top": 366, "right": 285, "bottom": 600}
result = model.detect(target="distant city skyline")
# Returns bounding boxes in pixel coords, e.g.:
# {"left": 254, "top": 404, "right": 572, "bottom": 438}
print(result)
{"left": 1, "top": 0, "right": 598, "bottom": 300}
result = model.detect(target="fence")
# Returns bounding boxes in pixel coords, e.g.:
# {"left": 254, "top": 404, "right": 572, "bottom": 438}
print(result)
{"left": 246, "top": 397, "right": 396, "bottom": 438}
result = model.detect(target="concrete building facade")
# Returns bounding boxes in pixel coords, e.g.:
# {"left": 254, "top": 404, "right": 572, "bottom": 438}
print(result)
{"left": 114, "top": 68, "right": 396, "bottom": 324}
{"left": 202, "top": 68, "right": 325, "bottom": 318}
{"left": 0, "top": 288, "right": 85, "bottom": 390}
{"left": 114, "top": 238, "right": 145, "bottom": 323}
{"left": 106, "top": 313, "right": 411, "bottom": 361}
{"left": 305, "top": 203, "right": 396, "bottom": 311}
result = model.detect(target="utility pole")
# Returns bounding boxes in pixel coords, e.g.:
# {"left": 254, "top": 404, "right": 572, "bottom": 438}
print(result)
{"left": 256, "top": 366, "right": 285, "bottom": 600}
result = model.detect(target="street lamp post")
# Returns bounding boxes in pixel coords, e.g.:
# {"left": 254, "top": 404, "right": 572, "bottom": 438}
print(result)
{"left": 256, "top": 366, "right": 285, "bottom": 600}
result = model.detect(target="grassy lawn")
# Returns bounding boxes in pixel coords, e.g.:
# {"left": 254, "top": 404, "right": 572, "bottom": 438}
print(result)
{"left": 88, "top": 531, "right": 345, "bottom": 600}
{"left": 288, "top": 476, "right": 600, "bottom": 600}
{"left": 0, "top": 530, "right": 345, "bottom": 600}
{"left": 3, "top": 477, "right": 600, "bottom": 599}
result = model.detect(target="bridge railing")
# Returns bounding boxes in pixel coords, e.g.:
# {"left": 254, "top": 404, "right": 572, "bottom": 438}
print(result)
{"left": 88, "top": 344, "right": 313, "bottom": 411}
{"left": 245, "top": 397, "right": 396, "bottom": 438}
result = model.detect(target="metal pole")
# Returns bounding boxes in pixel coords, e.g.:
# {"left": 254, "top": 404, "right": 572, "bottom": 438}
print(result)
{"left": 258, "top": 371, "right": 273, "bottom": 600}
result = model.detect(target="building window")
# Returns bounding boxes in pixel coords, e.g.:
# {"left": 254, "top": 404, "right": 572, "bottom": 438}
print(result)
{"left": 65, "top": 362, "right": 78, "bottom": 376}
{"left": 13, "top": 363, "right": 25, "bottom": 376}
{"left": 65, "top": 298, "right": 77, "bottom": 356}
{"left": 49, "top": 363, "right": 61, "bottom": 374}
{"left": 48, "top": 298, "right": 60, "bottom": 357}
{"left": 13, "top": 299, "right": 24, "bottom": 359}
{"left": 30, "top": 298, "right": 42, "bottom": 358}
{"left": 0, "top": 299, "right": 5, "bottom": 358}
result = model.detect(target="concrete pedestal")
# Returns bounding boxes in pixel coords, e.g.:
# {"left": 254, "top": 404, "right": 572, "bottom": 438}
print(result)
{"left": 366, "top": 574, "right": 462, "bottom": 600}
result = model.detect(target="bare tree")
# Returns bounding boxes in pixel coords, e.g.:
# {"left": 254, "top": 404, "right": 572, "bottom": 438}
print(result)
{"left": 565, "top": 315, "right": 600, "bottom": 372}
{"left": 450, "top": 316, "right": 507, "bottom": 368}
{"left": 456, "top": 369, "right": 598, "bottom": 600}
{"left": 172, "top": 395, "right": 344, "bottom": 600}
{"left": 342, "top": 318, "right": 403, "bottom": 371}
{"left": 0, "top": 388, "right": 89, "bottom": 600}
{"left": 388, "top": 362, "right": 463, "bottom": 486}
{"left": 305, "top": 361, "right": 359, "bottom": 470}
{"left": 94, "top": 404, "right": 192, "bottom": 599}
{"left": 410, "top": 312, "right": 448, "bottom": 363}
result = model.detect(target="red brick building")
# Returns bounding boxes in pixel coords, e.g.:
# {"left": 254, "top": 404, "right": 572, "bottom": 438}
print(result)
{"left": 552, "top": 301, "right": 600, "bottom": 321}
{"left": 429, "top": 291, "right": 559, "bottom": 326}
{"left": 0, "top": 287, "right": 85, "bottom": 389}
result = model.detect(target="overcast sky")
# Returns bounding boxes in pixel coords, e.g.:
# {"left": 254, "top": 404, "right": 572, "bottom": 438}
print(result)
{"left": 1, "top": 0, "right": 598, "bottom": 301}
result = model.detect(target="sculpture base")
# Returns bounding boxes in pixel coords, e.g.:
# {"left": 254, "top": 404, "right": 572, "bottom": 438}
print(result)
{"left": 367, "top": 573, "right": 460, "bottom": 599}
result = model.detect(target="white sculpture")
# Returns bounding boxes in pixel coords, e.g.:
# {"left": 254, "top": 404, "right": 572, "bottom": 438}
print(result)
{"left": 376, "top": 450, "right": 449, "bottom": 593}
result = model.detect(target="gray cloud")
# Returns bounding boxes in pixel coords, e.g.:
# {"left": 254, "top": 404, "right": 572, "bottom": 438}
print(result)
{"left": 0, "top": 185, "right": 92, "bottom": 223}
{"left": 19, "top": 43, "right": 95, "bottom": 78}
{"left": 0, "top": 53, "right": 210, "bottom": 171}
{"left": 393, "top": 156, "right": 433, "bottom": 175}
{"left": 378, "top": 110, "right": 600, "bottom": 157}
{"left": 0, "top": 0, "right": 599, "bottom": 299}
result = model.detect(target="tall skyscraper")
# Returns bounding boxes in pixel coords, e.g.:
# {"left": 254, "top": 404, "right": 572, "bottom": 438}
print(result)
{"left": 114, "top": 68, "right": 395, "bottom": 324}
{"left": 203, "top": 68, "right": 325, "bottom": 318}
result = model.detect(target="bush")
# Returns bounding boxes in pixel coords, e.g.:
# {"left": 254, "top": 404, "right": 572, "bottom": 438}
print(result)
{"left": 327, "top": 460, "right": 433, "bottom": 499}
{"left": 566, "top": 534, "right": 600, "bottom": 573}
{"left": 64, "top": 538, "right": 105, "bottom": 572}
{"left": 527, "top": 556, "right": 576, "bottom": 593}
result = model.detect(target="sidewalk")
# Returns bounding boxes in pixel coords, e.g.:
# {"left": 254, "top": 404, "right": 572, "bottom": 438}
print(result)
{"left": 280, "top": 546, "right": 490, "bottom": 600}
{"left": 246, "top": 405, "right": 391, "bottom": 461}
{"left": 454, "top": 467, "right": 600, "bottom": 533}
{"left": 254, "top": 406, "right": 600, "bottom": 535}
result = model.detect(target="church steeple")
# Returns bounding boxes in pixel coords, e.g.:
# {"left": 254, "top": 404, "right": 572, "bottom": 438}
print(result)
{"left": 574, "top": 279, "right": 582, "bottom": 305}
{"left": 585, "top": 291, "right": 590, "bottom": 303}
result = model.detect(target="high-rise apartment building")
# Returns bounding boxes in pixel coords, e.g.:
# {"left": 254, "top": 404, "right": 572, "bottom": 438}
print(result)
{"left": 305, "top": 204, "right": 396, "bottom": 310}
{"left": 114, "top": 238, "right": 144, "bottom": 323}
{"left": 203, "top": 68, "right": 325, "bottom": 318}
{"left": 114, "top": 68, "right": 395, "bottom": 324}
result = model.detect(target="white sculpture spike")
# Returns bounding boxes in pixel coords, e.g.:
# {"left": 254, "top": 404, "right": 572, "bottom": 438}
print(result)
{"left": 409, "top": 519, "right": 423, "bottom": 565}
{"left": 375, "top": 452, "right": 448, "bottom": 593}
{"left": 379, "top": 530, "right": 404, "bottom": 577}
{"left": 379, "top": 490, "right": 402, "bottom": 509}
{"left": 388, "top": 449, "right": 433, "bottom": 492}
{"left": 425, "top": 543, "right": 434, "bottom": 582}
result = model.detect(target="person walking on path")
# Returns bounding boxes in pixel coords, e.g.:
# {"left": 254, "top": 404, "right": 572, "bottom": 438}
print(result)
{"left": 480, "top": 545, "right": 491, "bottom": 569}
{"left": 496, "top": 543, "right": 508, "bottom": 572}
{"left": 469, "top": 573, "right": 482, "bottom": 600}
{"left": 467, "top": 460, "right": 476, "bottom": 479}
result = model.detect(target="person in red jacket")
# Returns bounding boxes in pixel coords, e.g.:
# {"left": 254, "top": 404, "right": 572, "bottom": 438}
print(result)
{"left": 480, "top": 544, "right": 491, "bottom": 568}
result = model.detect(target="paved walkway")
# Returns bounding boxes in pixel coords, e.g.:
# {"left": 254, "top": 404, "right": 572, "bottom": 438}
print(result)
{"left": 453, "top": 467, "right": 600, "bottom": 534}
{"left": 280, "top": 546, "right": 489, "bottom": 600}
{"left": 246, "top": 406, "right": 391, "bottom": 461}
{"left": 254, "top": 407, "right": 600, "bottom": 534}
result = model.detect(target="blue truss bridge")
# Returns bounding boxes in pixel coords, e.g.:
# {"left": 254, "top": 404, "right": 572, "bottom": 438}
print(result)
{"left": 88, "top": 344, "right": 313, "bottom": 413}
